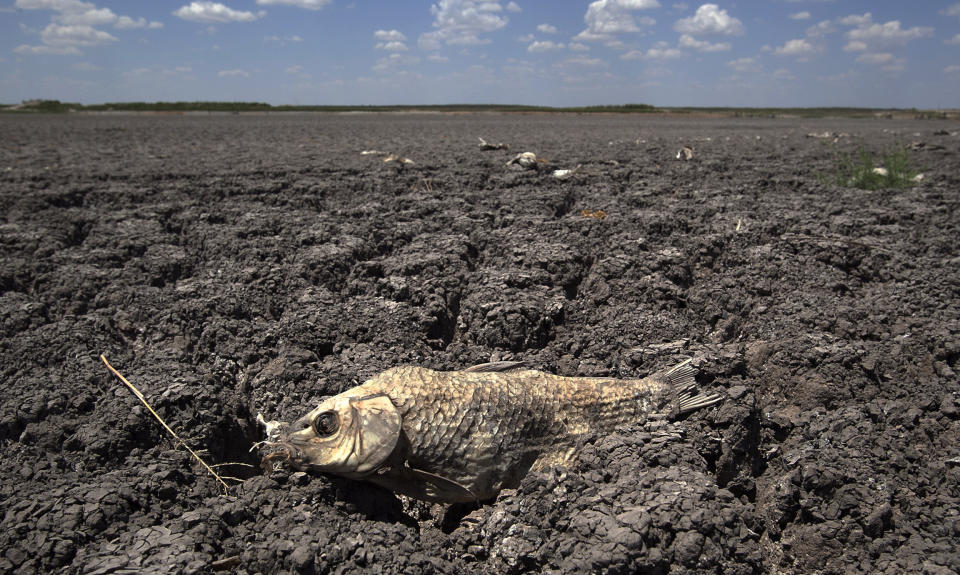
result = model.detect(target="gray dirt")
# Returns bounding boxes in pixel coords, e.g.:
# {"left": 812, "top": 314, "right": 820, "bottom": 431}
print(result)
{"left": 0, "top": 112, "right": 958, "bottom": 574}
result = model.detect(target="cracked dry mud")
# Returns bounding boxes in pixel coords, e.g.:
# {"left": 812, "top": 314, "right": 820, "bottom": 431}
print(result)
{"left": 1, "top": 113, "right": 958, "bottom": 574}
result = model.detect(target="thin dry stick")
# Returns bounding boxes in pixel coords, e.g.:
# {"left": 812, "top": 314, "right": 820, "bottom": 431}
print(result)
{"left": 100, "top": 354, "right": 232, "bottom": 494}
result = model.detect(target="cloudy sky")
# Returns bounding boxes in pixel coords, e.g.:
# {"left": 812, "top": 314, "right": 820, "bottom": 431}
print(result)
{"left": 2, "top": 0, "right": 959, "bottom": 107}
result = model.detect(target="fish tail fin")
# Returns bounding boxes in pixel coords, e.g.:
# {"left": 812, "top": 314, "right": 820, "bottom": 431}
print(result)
{"left": 660, "top": 358, "right": 724, "bottom": 417}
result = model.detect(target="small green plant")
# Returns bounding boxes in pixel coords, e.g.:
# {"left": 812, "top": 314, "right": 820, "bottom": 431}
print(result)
{"left": 826, "top": 145, "right": 919, "bottom": 190}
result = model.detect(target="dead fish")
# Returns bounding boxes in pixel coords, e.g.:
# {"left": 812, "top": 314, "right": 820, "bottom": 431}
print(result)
{"left": 506, "top": 152, "right": 542, "bottom": 170}
{"left": 478, "top": 137, "right": 509, "bottom": 151}
{"left": 676, "top": 146, "right": 694, "bottom": 161}
{"left": 260, "top": 359, "right": 721, "bottom": 504}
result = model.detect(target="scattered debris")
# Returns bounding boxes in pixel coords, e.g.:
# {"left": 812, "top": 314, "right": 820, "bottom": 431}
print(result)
{"left": 806, "top": 131, "right": 849, "bottom": 140}
{"left": 872, "top": 167, "right": 889, "bottom": 176}
{"left": 506, "top": 152, "right": 543, "bottom": 170}
{"left": 912, "top": 173, "right": 924, "bottom": 182}
{"left": 580, "top": 209, "right": 606, "bottom": 220}
{"left": 933, "top": 130, "right": 950, "bottom": 136}
{"left": 552, "top": 165, "right": 581, "bottom": 180}
{"left": 360, "top": 150, "right": 385, "bottom": 155}
{"left": 676, "top": 146, "right": 694, "bottom": 161}
{"left": 383, "top": 154, "right": 415, "bottom": 169}
{"left": 478, "top": 137, "right": 509, "bottom": 151}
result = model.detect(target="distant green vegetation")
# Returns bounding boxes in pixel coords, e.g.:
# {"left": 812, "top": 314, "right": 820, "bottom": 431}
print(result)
{"left": 1, "top": 99, "right": 955, "bottom": 119}
{"left": 825, "top": 145, "right": 920, "bottom": 190}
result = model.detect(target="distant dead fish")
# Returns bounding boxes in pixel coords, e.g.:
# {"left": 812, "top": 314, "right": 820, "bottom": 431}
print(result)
{"left": 478, "top": 137, "right": 509, "bottom": 151}
{"left": 259, "top": 360, "right": 721, "bottom": 503}
{"left": 383, "top": 154, "right": 415, "bottom": 165}
{"left": 676, "top": 146, "right": 694, "bottom": 161}
{"left": 506, "top": 152, "right": 544, "bottom": 170}
{"left": 553, "top": 165, "right": 581, "bottom": 180}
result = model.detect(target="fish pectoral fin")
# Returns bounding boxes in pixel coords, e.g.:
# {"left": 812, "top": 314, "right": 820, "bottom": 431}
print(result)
{"left": 463, "top": 361, "right": 527, "bottom": 373}
{"left": 406, "top": 465, "right": 479, "bottom": 503}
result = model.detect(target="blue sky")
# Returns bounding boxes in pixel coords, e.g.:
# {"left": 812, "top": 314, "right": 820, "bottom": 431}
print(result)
{"left": 2, "top": 1, "right": 959, "bottom": 107}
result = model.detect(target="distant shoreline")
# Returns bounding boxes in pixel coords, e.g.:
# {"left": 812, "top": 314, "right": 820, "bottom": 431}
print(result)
{"left": 2, "top": 100, "right": 957, "bottom": 120}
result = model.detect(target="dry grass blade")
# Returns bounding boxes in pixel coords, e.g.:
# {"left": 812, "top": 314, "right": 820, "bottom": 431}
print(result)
{"left": 100, "top": 354, "right": 233, "bottom": 494}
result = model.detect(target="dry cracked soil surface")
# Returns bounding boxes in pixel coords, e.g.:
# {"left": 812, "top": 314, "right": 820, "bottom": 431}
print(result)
{"left": 1, "top": 112, "right": 958, "bottom": 574}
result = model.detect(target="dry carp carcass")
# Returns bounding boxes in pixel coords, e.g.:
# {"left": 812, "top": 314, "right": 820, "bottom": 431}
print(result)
{"left": 383, "top": 154, "right": 415, "bottom": 165}
{"left": 258, "top": 359, "right": 722, "bottom": 503}
{"left": 478, "top": 137, "right": 509, "bottom": 151}
{"left": 382, "top": 154, "right": 415, "bottom": 172}
{"left": 552, "top": 165, "right": 582, "bottom": 180}
{"left": 506, "top": 152, "right": 542, "bottom": 170}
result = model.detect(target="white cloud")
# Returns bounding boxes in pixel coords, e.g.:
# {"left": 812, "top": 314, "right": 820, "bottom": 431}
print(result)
{"left": 843, "top": 41, "right": 867, "bottom": 52}
{"left": 674, "top": 3, "right": 744, "bottom": 36}
{"left": 623, "top": 42, "right": 682, "bottom": 59}
{"left": 843, "top": 20, "right": 933, "bottom": 52}
{"left": 646, "top": 45, "right": 682, "bottom": 59}
{"left": 537, "top": 23, "right": 557, "bottom": 34}
{"left": 568, "top": 42, "right": 590, "bottom": 51}
{"left": 372, "top": 52, "right": 421, "bottom": 73}
{"left": 774, "top": 38, "right": 820, "bottom": 59}
{"left": 855, "top": 52, "right": 893, "bottom": 65}
{"left": 174, "top": 2, "right": 264, "bottom": 23}
{"left": 805, "top": 20, "right": 833, "bottom": 37}
{"left": 14, "top": 43, "right": 82, "bottom": 55}
{"left": 374, "top": 29, "right": 406, "bottom": 42}
{"left": 427, "top": 54, "right": 449, "bottom": 62}
{"left": 374, "top": 29, "right": 408, "bottom": 51}
{"left": 527, "top": 40, "right": 564, "bottom": 52}
{"left": 946, "top": 34, "right": 960, "bottom": 46}
{"left": 15, "top": 0, "right": 163, "bottom": 33}
{"left": 556, "top": 55, "right": 608, "bottom": 68}
{"left": 726, "top": 56, "right": 758, "bottom": 72}
{"left": 418, "top": 0, "right": 511, "bottom": 48}
{"left": 575, "top": 0, "right": 659, "bottom": 42}
{"left": 773, "top": 68, "right": 794, "bottom": 81}
{"left": 41, "top": 23, "right": 117, "bottom": 46}
{"left": 945, "top": 65, "right": 960, "bottom": 74}
{"left": 838, "top": 13, "right": 872, "bottom": 27}
{"left": 256, "top": 0, "right": 331, "bottom": 8}
{"left": 506, "top": 1, "right": 521, "bottom": 12}
{"left": 15, "top": 0, "right": 89, "bottom": 11}
{"left": 377, "top": 41, "right": 408, "bottom": 51}
{"left": 678, "top": 33, "right": 729, "bottom": 52}
{"left": 218, "top": 69, "right": 249, "bottom": 77}
{"left": 57, "top": 7, "right": 115, "bottom": 26}
{"left": 116, "top": 16, "right": 156, "bottom": 29}
{"left": 789, "top": 11, "right": 810, "bottom": 21}
{"left": 941, "top": 4, "right": 960, "bottom": 18}
{"left": 265, "top": 34, "right": 304, "bottom": 44}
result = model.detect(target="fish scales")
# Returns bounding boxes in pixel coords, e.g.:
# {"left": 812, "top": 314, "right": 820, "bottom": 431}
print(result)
{"left": 263, "top": 360, "right": 721, "bottom": 503}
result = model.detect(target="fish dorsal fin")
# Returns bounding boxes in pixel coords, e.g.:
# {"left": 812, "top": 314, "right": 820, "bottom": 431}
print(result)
{"left": 349, "top": 394, "right": 401, "bottom": 474}
{"left": 662, "top": 359, "right": 724, "bottom": 417}
{"left": 463, "top": 361, "right": 527, "bottom": 373}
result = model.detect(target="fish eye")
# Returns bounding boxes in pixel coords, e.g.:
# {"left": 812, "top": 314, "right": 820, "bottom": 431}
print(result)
{"left": 312, "top": 411, "right": 339, "bottom": 437}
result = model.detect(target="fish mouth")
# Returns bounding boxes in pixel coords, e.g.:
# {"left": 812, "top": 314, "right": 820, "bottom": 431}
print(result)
{"left": 256, "top": 441, "right": 303, "bottom": 473}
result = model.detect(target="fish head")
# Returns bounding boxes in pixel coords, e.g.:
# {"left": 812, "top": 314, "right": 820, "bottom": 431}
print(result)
{"left": 268, "top": 392, "right": 401, "bottom": 478}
